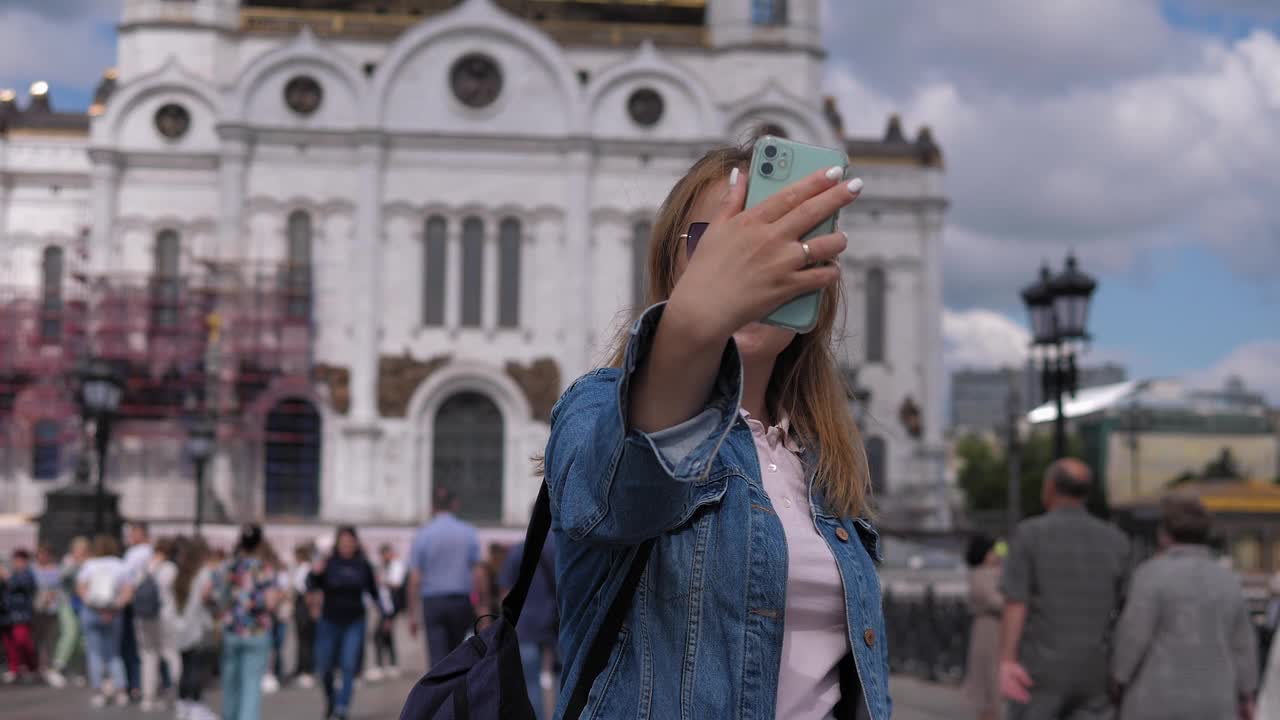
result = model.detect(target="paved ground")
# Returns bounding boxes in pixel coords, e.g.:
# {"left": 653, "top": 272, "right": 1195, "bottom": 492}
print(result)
{"left": 0, "top": 672, "right": 968, "bottom": 720}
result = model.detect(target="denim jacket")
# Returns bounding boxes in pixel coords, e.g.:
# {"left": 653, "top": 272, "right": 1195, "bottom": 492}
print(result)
{"left": 546, "top": 304, "right": 891, "bottom": 720}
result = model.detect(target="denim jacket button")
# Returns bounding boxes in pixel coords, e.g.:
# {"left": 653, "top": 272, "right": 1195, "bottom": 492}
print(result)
{"left": 835, "top": 527, "right": 850, "bottom": 542}
{"left": 863, "top": 628, "right": 876, "bottom": 647}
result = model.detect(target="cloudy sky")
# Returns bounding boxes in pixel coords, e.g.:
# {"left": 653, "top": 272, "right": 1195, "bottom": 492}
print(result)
{"left": 1, "top": 0, "right": 1277, "bottom": 401}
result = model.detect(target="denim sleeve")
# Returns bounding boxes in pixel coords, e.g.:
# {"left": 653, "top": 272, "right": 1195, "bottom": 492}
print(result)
{"left": 546, "top": 302, "right": 743, "bottom": 545}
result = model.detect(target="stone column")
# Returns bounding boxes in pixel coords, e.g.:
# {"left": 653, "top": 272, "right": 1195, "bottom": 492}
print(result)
{"left": 482, "top": 221, "right": 499, "bottom": 333}
{"left": 339, "top": 134, "right": 387, "bottom": 520}
{"left": 444, "top": 224, "right": 460, "bottom": 331}
{"left": 564, "top": 147, "right": 594, "bottom": 378}
{"left": 920, "top": 204, "right": 951, "bottom": 529}
{"left": 217, "top": 133, "right": 249, "bottom": 263}
{"left": 87, "top": 150, "right": 121, "bottom": 275}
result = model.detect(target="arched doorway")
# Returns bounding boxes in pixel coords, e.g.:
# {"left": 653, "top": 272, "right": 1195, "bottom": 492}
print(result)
{"left": 432, "top": 391, "right": 503, "bottom": 523}
{"left": 264, "top": 397, "right": 322, "bottom": 518}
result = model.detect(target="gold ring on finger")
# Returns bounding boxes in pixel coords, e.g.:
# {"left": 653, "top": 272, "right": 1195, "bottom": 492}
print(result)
{"left": 800, "top": 241, "right": 814, "bottom": 268}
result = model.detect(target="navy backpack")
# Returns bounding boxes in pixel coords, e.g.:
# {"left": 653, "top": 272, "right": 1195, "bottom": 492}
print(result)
{"left": 398, "top": 481, "right": 653, "bottom": 720}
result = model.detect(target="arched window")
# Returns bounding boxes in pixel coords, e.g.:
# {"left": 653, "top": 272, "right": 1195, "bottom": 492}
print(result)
{"left": 264, "top": 398, "right": 322, "bottom": 518}
{"left": 498, "top": 218, "right": 521, "bottom": 328}
{"left": 752, "top": 0, "right": 787, "bottom": 26}
{"left": 432, "top": 391, "right": 503, "bottom": 523}
{"left": 865, "top": 435, "right": 886, "bottom": 495}
{"left": 32, "top": 419, "right": 60, "bottom": 481}
{"left": 285, "top": 210, "right": 312, "bottom": 321}
{"left": 460, "top": 217, "right": 484, "bottom": 328}
{"left": 423, "top": 216, "right": 447, "bottom": 326}
{"left": 865, "top": 267, "right": 886, "bottom": 364}
{"left": 40, "top": 246, "right": 64, "bottom": 343}
{"left": 151, "top": 229, "right": 181, "bottom": 329}
{"left": 632, "top": 220, "right": 652, "bottom": 309}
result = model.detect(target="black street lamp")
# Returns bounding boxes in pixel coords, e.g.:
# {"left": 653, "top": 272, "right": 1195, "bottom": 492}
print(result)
{"left": 1020, "top": 254, "right": 1097, "bottom": 459}
{"left": 79, "top": 358, "right": 124, "bottom": 534}
{"left": 185, "top": 415, "right": 216, "bottom": 536}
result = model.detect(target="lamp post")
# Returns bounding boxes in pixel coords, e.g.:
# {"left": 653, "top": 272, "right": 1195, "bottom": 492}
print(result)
{"left": 1020, "top": 254, "right": 1096, "bottom": 460}
{"left": 185, "top": 415, "right": 216, "bottom": 536}
{"left": 79, "top": 358, "right": 123, "bottom": 534}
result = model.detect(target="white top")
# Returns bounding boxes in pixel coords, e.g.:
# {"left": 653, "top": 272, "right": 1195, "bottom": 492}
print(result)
{"left": 742, "top": 410, "right": 850, "bottom": 720}
{"left": 122, "top": 543, "right": 153, "bottom": 585}
{"left": 149, "top": 559, "right": 179, "bottom": 620}
{"left": 292, "top": 562, "right": 312, "bottom": 595}
{"left": 77, "top": 556, "right": 127, "bottom": 603}
{"left": 383, "top": 557, "right": 407, "bottom": 588}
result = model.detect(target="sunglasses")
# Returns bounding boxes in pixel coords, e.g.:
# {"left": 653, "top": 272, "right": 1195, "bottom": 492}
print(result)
{"left": 679, "top": 222, "right": 710, "bottom": 258}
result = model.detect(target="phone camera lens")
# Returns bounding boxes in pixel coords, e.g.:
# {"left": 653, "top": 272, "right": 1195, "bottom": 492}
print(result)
{"left": 763, "top": 145, "right": 778, "bottom": 159}
{"left": 760, "top": 162, "right": 774, "bottom": 176}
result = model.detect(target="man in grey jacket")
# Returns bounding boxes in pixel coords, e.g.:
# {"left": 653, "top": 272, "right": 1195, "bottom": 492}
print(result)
{"left": 1111, "top": 494, "right": 1257, "bottom": 720}
{"left": 1000, "top": 458, "right": 1130, "bottom": 720}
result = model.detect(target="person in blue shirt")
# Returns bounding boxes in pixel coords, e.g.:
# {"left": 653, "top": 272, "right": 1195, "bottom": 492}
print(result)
{"left": 407, "top": 487, "right": 480, "bottom": 668}
{"left": 498, "top": 535, "right": 558, "bottom": 720}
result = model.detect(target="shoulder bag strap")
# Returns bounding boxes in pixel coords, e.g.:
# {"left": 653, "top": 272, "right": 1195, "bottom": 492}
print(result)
{"left": 499, "top": 480, "right": 554, "bottom": 625}
{"left": 562, "top": 536, "right": 654, "bottom": 720}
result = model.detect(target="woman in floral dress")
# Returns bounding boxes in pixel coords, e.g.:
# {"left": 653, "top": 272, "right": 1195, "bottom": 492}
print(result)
{"left": 214, "top": 525, "right": 280, "bottom": 720}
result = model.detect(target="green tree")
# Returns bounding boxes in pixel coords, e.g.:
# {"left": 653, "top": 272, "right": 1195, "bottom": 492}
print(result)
{"left": 956, "top": 434, "right": 1007, "bottom": 512}
{"left": 954, "top": 430, "right": 1089, "bottom": 518}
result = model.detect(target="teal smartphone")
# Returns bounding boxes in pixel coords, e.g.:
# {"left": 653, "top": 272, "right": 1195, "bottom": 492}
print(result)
{"left": 745, "top": 135, "right": 849, "bottom": 334}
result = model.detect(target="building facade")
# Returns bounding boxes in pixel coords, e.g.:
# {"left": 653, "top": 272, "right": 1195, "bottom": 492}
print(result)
{"left": 950, "top": 362, "right": 1128, "bottom": 435}
{"left": 0, "top": 0, "right": 949, "bottom": 528}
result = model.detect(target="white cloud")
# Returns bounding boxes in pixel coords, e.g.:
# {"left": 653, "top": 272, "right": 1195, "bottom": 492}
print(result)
{"left": 825, "top": 8, "right": 1280, "bottom": 309}
{"left": 1187, "top": 340, "right": 1280, "bottom": 403}
{"left": 942, "top": 308, "right": 1029, "bottom": 369}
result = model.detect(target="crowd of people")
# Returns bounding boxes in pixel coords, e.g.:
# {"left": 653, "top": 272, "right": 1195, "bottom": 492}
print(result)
{"left": 0, "top": 486, "right": 561, "bottom": 720}
{"left": 0, "top": 521, "right": 418, "bottom": 719}
{"left": 964, "top": 457, "right": 1275, "bottom": 720}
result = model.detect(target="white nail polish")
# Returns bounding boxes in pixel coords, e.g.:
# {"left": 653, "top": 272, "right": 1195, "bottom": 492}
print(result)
{"left": 846, "top": 177, "right": 864, "bottom": 194}
{"left": 729, "top": 167, "right": 740, "bottom": 187}
{"left": 825, "top": 166, "right": 844, "bottom": 181}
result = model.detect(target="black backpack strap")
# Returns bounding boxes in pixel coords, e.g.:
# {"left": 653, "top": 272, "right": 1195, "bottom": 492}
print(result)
{"left": 499, "top": 480, "right": 554, "bottom": 625}
{"left": 502, "top": 480, "right": 654, "bottom": 720}
{"left": 562, "top": 537, "right": 654, "bottom": 720}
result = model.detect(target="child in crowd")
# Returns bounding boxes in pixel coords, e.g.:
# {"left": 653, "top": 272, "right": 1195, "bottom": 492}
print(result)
{"left": 2, "top": 549, "right": 39, "bottom": 682}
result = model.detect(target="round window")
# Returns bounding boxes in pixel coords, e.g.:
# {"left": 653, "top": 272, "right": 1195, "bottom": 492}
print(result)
{"left": 154, "top": 104, "right": 191, "bottom": 140}
{"left": 284, "top": 76, "right": 323, "bottom": 116}
{"left": 450, "top": 53, "right": 503, "bottom": 109}
{"left": 627, "top": 88, "right": 664, "bottom": 127}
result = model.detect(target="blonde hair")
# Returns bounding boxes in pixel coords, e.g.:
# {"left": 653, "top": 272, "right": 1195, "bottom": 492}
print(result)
{"left": 607, "top": 141, "right": 871, "bottom": 519}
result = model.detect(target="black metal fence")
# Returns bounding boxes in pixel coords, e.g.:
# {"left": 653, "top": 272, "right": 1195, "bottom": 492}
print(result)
{"left": 883, "top": 588, "right": 971, "bottom": 683}
{"left": 884, "top": 586, "right": 1277, "bottom": 686}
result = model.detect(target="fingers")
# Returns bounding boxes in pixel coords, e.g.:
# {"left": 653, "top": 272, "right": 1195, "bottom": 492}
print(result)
{"left": 795, "top": 231, "right": 848, "bottom": 268}
{"left": 712, "top": 166, "right": 749, "bottom": 224}
{"left": 774, "top": 176, "right": 863, "bottom": 240}
{"left": 784, "top": 263, "right": 841, "bottom": 296}
{"left": 750, "top": 165, "right": 847, "bottom": 224}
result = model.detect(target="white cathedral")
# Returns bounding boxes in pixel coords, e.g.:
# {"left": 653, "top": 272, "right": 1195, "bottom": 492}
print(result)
{"left": 0, "top": 0, "right": 951, "bottom": 532}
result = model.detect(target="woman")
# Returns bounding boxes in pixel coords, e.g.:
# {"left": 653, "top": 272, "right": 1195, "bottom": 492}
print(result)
{"left": 289, "top": 543, "right": 318, "bottom": 688}
{"left": 544, "top": 142, "right": 886, "bottom": 719}
{"left": 45, "top": 536, "right": 89, "bottom": 687}
{"left": 137, "top": 536, "right": 181, "bottom": 712}
{"left": 32, "top": 544, "right": 62, "bottom": 680}
{"left": 1112, "top": 495, "right": 1257, "bottom": 720}
{"left": 308, "top": 526, "right": 387, "bottom": 720}
{"left": 214, "top": 524, "right": 280, "bottom": 720}
{"left": 172, "top": 536, "right": 216, "bottom": 720}
{"left": 76, "top": 534, "right": 129, "bottom": 707}
{"left": 962, "top": 535, "right": 1004, "bottom": 720}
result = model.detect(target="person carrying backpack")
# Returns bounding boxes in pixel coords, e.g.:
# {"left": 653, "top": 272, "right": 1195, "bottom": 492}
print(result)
{"left": 136, "top": 537, "right": 181, "bottom": 712}
{"left": 76, "top": 534, "right": 129, "bottom": 707}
